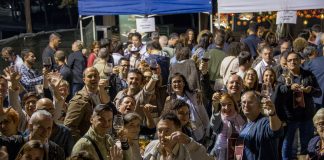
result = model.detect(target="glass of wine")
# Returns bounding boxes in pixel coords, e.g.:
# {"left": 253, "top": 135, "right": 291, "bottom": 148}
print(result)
{"left": 113, "top": 115, "right": 124, "bottom": 131}
{"left": 103, "top": 63, "right": 113, "bottom": 77}
{"left": 201, "top": 54, "right": 211, "bottom": 62}
{"left": 214, "top": 79, "right": 226, "bottom": 93}
{"left": 261, "top": 83, "right": 273, "bottom": 101}
{"left": 43, "top": 57, "right": 52, "bottom": 69}
{"left": 149, "top": 59, "right": 158, "bottom": 71}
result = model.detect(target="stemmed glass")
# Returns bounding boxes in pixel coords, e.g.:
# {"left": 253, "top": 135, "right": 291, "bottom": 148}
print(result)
{"left": 113, "top": 115, "right": 124, "bottom": 131}
{"left": 43, "top": 57, "right": 52, "bottom": 69}
{"left": 149, "top": 59, "right": 158, "bottom": 70}
{"left": 261, "top": 83, "right": 273, "bottom": 101}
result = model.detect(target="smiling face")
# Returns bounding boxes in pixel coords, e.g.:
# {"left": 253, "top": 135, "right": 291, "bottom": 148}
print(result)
{"left": 263, "top": 70, "right": 275, "bottom": 85}
{"left": 241, "top": 92, "right": 260, "bottom": 120}
{"left": 118, "top": 97, "right": 136, "bottom": 114}
{"left": 127, "top": 72, "right": 142, "bottom": 90}
{"left": 244, "top": 70, "right": 257, "bottom": 87}
{"left": 220, "top": 97, "right": 236, "bottom": 117}
{"left": 226, "top": 75, "right": 243, "bottom": 95}
{"left": 171, "top": 76, "right": 185, "bottom": 95}
{"left": 83, "top": 68, "right": 100, "bottom": 92}
{"left": 91, "top": 110, "right": 113, "bottom": 136}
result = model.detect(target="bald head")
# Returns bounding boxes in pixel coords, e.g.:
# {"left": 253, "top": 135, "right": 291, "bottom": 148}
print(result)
{"left": 36, "top": 98, "right": 54, "bottom": 116}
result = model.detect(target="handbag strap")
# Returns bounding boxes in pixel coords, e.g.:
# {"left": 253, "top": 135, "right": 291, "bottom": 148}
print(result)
{"left": 83, "top": 135, "right": 105, "bottom": 160}
{"left": 224, "top": 57, "right": 236, "bottom": 77}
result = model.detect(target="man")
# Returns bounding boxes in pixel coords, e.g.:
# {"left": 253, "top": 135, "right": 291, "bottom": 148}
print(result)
{"left": 207, "top": 29, "right": 225, "bottom": 50}
{"left": 273, "top": 38, "right": 291, "bottom": 61}
{"left": 163, "top": 33, "right": 179, "bottom": 58}
{"left": 204, "top": 30, "right": 227, "bottom": 83}
{"left": 243, "top": 23, "right": 262, "bottom": 59}
{"left": 54, "top": 50, "right": 72, "bottom": 83}
{"left": 239, "top": 91, "right": 283, "bottom": 160}
{"left": 254, "top": 45, "right": 275, "bottom": 83}
{"left": 1, "top": 47, "right": 24, "bottom": 72}
{"left": 311, "top": 24, "right": 323, "bottom": 47}
{"left": 36, "top": 98, "right": 74, "bottom": 157}
{"left": 110, "top": 57, "right": 129, "bottom": 99}
{"left": 64, "top": 67, "right": 110, "bottom": 141}
{"left": 114, "top": 69, "right": 157, "bottom": 118}
{"left": 68, "top": 40, "right": 87, "bottom": 96}
{"left": 19, "top": 49, "right": 44, "bottom": 92}
{"left": 144, "top": 113, "right": 213, "bottom": 160}
{"left": 42, "top": 33, "right": 61, "bottom": 70}
{"left": 304, "top": 52, "right": 324, "bottom": 109}
{"left": 276, "top": 52, "right": 321, "bottom": 160}
{"left": 0, "top": 110, "right": 65, "bottom": 160}
{"left": 124, "top": 32, "right": 146, "bottom": 56}
{"left": 237, "top": 51, "right": 252, "bottom": 79}
{"left": 72, "top": 104, "right": 127, "bottom": 160}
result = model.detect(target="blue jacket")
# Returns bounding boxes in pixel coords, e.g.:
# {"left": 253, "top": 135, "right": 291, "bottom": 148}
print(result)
{"left": 304, "top": 56, "right": 324, "bottom": 106}
{"left": 243, "top": 34, "right": 261, "bottom": 58}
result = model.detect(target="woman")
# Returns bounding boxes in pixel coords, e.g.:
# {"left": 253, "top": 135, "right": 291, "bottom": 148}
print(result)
{"left": 186, "top": 29, "right": 196, "bottom": 50}
{"left": 307, "top": 108, "right": 324, "bottom": 160}
{"left": 118, "top": 113, "right": 142, "bottom": 160}
{"left": 243, "top": 68, "right": 259, "bottom": 91}
{"left": 210, "top": 93, "right": 245, "bottom": 160}
{"left": 87, "top": 41, "right": 100, "bottom": 67}
{"left": 263, "top": 68, "right": 277, "bottom": 89}
{"left": 163, "top": 73, "right": 209, "bottom": 142}
{"left": 15, "top": 140, "right": 45, "bottom": 160}
{"left": 265, "top": 32, "right": 278, "bottom": 48}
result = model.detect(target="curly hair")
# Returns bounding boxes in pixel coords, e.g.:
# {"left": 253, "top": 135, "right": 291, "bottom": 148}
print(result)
{"left": 293, "top": 37, "right": 308, "bottom": 53}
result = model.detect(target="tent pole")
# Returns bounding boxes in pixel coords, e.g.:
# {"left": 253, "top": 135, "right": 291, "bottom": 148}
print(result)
{"left": 198, "top": 13, "right": 201, "bottom": 32}
{"left": 210, "top": 13, "right": 213, "bottom": 33}
{"left": 217, "top": 13, "right": 221, "bottom": 29}
{"left": 92, "top": 16, "right": 96, "bottom": 40}
{"left": 232, "top": 14, "right": 234, "bottom": 31}
{"left": 79, "top": 15, "right": 84, "bottom": 42}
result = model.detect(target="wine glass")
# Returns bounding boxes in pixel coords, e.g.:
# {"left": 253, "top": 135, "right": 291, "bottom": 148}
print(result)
{"left": 201, "top": 54, "right": 211, "bottom": 62}
{"left": 214, "top": 79, "right": 226, "bottom": 93}
{"left": 113, "top": 115, "right": 124, "bottom": 131}
{"left": 43, "top": 57, "right": 52, "bottom": 69}
{"left": 103, "top": 63, "right": 113, "bottom": 77}
{"left": 261, "top": 83, "right": 273, "bottom": 101}
{"left": 149, "top": 59, "right": 158, "bottom": 70}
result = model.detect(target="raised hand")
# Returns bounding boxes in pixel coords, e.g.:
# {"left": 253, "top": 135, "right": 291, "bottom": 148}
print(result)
{"left": 262, "top": 99, "right": 276, "bottom": 117}
{"left": 109, "top": 145, "right": 123, "bottom": 160}
{"left": 169, "top": 131, "right": 191, "bottom": 144}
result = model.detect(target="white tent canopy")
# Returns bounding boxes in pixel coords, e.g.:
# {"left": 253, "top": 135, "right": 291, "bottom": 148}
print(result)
{"left": 218, "top": 0, "right": 324, "bottom": 13}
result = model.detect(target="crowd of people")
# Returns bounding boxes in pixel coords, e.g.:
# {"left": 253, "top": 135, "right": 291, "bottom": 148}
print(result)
{"left": 0, "top": 22, "right": 323, "bottom": 160}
